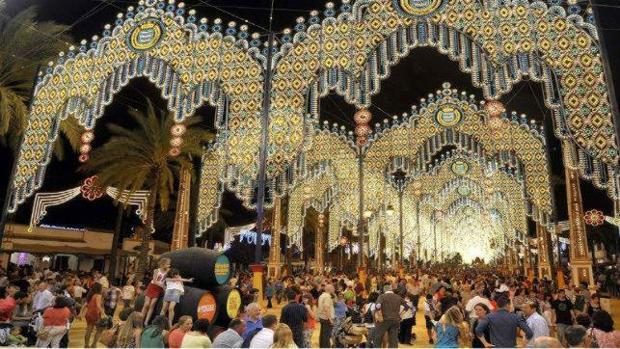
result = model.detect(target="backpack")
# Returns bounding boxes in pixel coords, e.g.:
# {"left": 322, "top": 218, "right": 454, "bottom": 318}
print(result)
{"left": 241, "top": 328, "right": 261, "bottom": 348}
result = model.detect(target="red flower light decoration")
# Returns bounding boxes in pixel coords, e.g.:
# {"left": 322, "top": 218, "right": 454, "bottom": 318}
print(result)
{"left": 584, "top": 209, "right": 604, "bottom": 227}
{"left": 81, "top": 175, "right": 105, "bottom": 201}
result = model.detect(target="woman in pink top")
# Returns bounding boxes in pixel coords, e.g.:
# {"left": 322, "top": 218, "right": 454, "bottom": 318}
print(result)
{"left": 166, "top": 315, "right": 193, "bottom": 348}
{"left": 591, "top": 310, "right": 620, "bottom": 348}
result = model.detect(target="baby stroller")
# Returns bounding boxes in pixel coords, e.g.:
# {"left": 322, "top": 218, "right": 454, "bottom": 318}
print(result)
{"left": 334, "top": 316, "right": 368, "bottom": 348}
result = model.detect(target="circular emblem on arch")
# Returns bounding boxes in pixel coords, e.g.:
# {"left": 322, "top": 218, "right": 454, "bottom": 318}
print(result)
{"left": 457, "top": 185, "right": 471, "bottom": 197}
{"left": 128, "top": 19, "right": 164, "bottom": 51}
{"left": 393, "top": 0, "right": 445, "bottom": 17}
{"left": 434, "top": 104, "right": 463, "bottom": 128}
{"left": 451, "top": 160, "right": 469, "bottom": 176}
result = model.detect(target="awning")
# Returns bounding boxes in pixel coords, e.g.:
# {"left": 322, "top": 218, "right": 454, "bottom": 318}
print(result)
{"left": 5, "top": 243, "right": 110, "bottom": 256}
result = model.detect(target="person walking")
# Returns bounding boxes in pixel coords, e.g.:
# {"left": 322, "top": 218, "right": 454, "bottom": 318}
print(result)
{"left": 522, "top": 301, "right": 549, "bottom": 347}
{"left": 115, "top": 311, "right": 144, "bottom": 348}
{"left": 36, "top": 297, "right": 72, "bottom": 348}
{"left": 471, "top": 303, "right": 490, "bottom": 348}
{"left": 140, "top": 315, "right": 169, "bottom": 348}
{"left": 317, "top": 284, "right": 335, "bottom": 348}
{"left": 398, "top": 293, "right": 415, "bottom": 345}
{"left": 374, "top": 284, "right": 404, "bottom": 348}
{"left": 250, "top": 314, "right": 278, "bottom": 349}
{"left": 180, "top": 319, "right": 212, "bottom": 348}
{"left": 434, "top": 306, "right": 468, "bottom": 348}
{"left": 552, "top": 289, "right": 574, "bottom": 343}
{"left": 212, "top": 319, "right": 245, "bottom": 348}
{"left": 271, "top": 324, "right": 298, "bottom": 349}
{"left": 81, "top": 282, "right": 105, "bottom": 348}
{"left": 280, "top": 289, "right": 308, "bottom": 348}
{"left": 475, "top": 294, "right": 533, "bottom": 348}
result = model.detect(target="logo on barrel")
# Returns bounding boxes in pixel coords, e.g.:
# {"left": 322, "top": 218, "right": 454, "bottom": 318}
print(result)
{"left": 196, "top": 292, "right": 216, "bottom": 323}
{"left": 128, "top": 19, "right": 163, "bottom": 51}
{"left": 226, "top": 289, "right": 241, "bottom": 319}
{"left": 214, "top": 255, "right": 231, "bottom": 285}
{"left": 392, "top": 0, "right": 444, "bottom": 18}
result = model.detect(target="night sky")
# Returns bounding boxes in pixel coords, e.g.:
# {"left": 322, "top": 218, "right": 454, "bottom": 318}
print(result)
{"left": 1, "top": 0, "right": 620, "bottom": 247}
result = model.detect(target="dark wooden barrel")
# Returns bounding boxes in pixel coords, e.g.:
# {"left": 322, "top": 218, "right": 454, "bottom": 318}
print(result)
{"left": 212, "top": 286, "right": 242, "bottom": 327}
{"left": 160, "top": 247, "right": 231, "bottom": 288}
{"left": 153, "top": 286, "right": 217, "bottom": 324}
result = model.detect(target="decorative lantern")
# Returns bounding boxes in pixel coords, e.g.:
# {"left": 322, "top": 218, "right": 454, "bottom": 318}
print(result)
{"left": 79, "top": 130, "right": 95, "bottom": 163}
{"left": 485, "top": 100, "right": 505, "bottom": 130}
{"left": 354, "top": 108, "right": 372, "bottom": 147}
{"left": 168, "top": 123, "right": 186, "bottom": 157}
{"left": 412, "top": 180, "right": 422, "bottom": 197}
{"left": 584, "top": 209, "right": 605, "bottom": 227}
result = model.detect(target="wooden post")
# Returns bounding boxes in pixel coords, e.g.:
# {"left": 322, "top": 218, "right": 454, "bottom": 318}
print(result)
{"left": 268, "top": 196, "right": 282, "bottom": 279}
{"left": 171, "top": 164, "right": 192, "bottom": 251}
{"left": 564, "top": 165, "right": 595, "bottom": 286}
{"left": 536, "top": 223, "right": 553, "bottom": 280}
{"left": 315, "top": 213, "right": 325, "bottom": 272}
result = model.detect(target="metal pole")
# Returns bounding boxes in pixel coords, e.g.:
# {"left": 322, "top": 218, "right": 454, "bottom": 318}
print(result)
{"left": 357, "top": 153, "right": 364, "bottom": 268}
{"left": 254, "top": 34, "right": 275, "bottom": 264}
{"left": 399, "top": 188, "right": 403, "bottom": 265}
{"left": 433, "top": 215, "right": 437, "bottom": 262}
{"left": 416, "top": 200, "right": 421, "bottom": 260}
{"left": 0, "top": 65, "right": 40, "bottom": 250}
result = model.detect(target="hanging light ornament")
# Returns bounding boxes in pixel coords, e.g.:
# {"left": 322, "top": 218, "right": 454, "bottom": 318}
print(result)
{"left": 79, "top": 130, "right": 94, "bottom": 163}
{"left": 485, "top": 100, "right": 505, "bottom": 130}
{"left": 168, "top": 122, "right": 186, "bottom": 157}
{"left": 412, "top": 180, "right": 422, "bottom": 197}
{"left": 354, "top": 108, "right": 372, "bottom": 146}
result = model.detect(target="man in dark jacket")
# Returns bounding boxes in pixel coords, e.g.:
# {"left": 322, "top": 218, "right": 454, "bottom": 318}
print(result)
{"left": 374, "top": 284, "right": 404, "bottom": 348}
{"left": 280, "top": 289, "right": 308, "bottom": 348}
{"left": 475, "top": 295, "right": 533, "bottom": 348}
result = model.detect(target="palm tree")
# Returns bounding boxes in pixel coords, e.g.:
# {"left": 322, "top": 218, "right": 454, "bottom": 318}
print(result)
{"left": 0, "top": 6, "right": 80, "bottom": 156}
{"left": 82, "top": 98, "right": 213, "bottom": 278}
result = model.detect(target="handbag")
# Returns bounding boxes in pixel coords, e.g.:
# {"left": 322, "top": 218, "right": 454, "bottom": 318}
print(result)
{"left": 37, "top": 327, "right": 51, "bottom": 341}
{"left": 99, "top": 324, "right": 119, "bottom": 348}
{"left": 374, "top": 308, "right": 384, "bottom": 323}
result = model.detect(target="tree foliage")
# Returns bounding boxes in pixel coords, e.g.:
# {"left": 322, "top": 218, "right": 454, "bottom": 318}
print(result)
{"left": 0, "top": 7, "right": 80, "bottom": 157}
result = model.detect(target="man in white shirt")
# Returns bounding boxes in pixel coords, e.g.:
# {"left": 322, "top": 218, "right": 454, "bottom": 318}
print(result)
{"left": 249, "top": 314, "right": 278, "bottom": 348}
{"left": 465, "top": 282, "right": 493, "bottom": 321}
{"left": 32, "top": 281, "right": 54, "bottom": 312}
{"left": 523, "top": 301, "right": 549, "bottom": 347}
{"left": 317, "top": 284, "right": 335, "bottom": 348}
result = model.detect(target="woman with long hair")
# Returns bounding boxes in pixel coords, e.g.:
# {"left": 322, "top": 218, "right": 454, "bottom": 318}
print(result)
{"left": 434, "top": 306, "right": 469, "bottom": 348}
{"left": 167, "top": 315, "right": 193, "bottom": 349}
{"left": 181, "top": 319, "right": 212, "bottom": 348}
{"left": 271, "top": 323, "right": 298, "bottom": 349}
{"left": 471, "top": 303, "right": 490, "bottom": 348}
{"left": 115, "top": 311, "right": 144, "bottom": 348}
{"left": 80, "top": 282, "right": 105, "bottom": 347}
{"left": 140, "top": 315, "right": 169, "bottom": 348}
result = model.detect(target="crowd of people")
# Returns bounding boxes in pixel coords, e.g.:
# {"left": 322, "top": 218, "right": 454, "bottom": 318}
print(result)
{"left": 0, "top": 260, "right": 619, "bottom": 348}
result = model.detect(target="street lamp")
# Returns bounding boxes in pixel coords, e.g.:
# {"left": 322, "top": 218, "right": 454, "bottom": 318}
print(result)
{"left": 412, "top": 180, "right": 423, "bottom": 262}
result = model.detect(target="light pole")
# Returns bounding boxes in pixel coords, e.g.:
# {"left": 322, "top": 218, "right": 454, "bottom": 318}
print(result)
{"left": 433, "top": 210, "right": 444, "bottom": 262}
{"left": 354, "top": 108, "right": 372, "bottom": 269}
{"left": 412, "top": 180, "right": 423, "bottom": 263}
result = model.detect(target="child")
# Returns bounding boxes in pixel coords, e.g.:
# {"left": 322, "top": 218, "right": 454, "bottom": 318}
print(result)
{"left": 160, "top": 268, "right": 193, "bottom": 328}
{"left": 8, "top": 326, "right": 27, "bottom": 347}
{"left": 121, "top": 281, "right": 136, "bottom": 309}
{"left": 141, "top": 257, "right": 171, "bottom": 325}
{"left": 424, "top": 294, "right": 436, "bottom": 345}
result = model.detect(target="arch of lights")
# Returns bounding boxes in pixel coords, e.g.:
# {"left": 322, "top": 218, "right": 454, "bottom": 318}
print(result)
{"left": 7, "top": 0, "right": 620, "bottom": 245}
{"left": 364, "top": 83, "right": 553, "bottom": 224}
{"left": 262, "top": 88, "right": 544, "bottom": 260}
